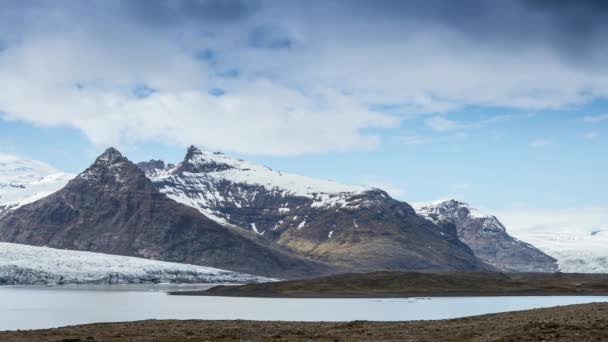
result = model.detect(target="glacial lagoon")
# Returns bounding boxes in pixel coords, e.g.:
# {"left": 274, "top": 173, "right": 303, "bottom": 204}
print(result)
{"left": 1, "top": 284, "right": 607, "bottom": 331}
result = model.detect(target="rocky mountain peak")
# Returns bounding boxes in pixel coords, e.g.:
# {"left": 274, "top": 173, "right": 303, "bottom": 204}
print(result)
{"left": 184, "top": 145, "right": 203, "bottom": 161}
{"left": 75, "top": 148, "right": 146, "bottom": 187}
{"left": 416, "top": 199, "right": 498, "bottom": 226}
{"left": 94, "top": 147, "right": 127, "bottom": 166}
{"left": 178, "top": 146, "right": 239, "bottom": 174}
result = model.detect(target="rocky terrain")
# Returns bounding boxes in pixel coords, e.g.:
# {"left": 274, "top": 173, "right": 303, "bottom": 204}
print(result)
{"left": 174, "top": 271, "right": 608, "bottom": 298}
{"left": 2, "top": 303, "right": 607, "bottom": 341}
{"left": 141, "top": 146, "right": 491, "bottom": 273}
{"left": 416, "top": 200, "right": 558, "bottom": 272}
{"left": 0, "top": 148, "right": 334, "bottom": 279}
{"left": 0, "top": 242, "right": 271, "bottom": 285}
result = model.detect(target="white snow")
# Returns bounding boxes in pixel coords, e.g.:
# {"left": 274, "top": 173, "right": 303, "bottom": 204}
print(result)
{"left": 510, "top": 231, "right": 608, "bottom": 273}
{"left": 184, "top": 150, "right": 368, "bottom": 196}
{"left": 328, "top": 231, "right": 334, "bottom": 238}
{"left": 297, "top": 220, "right": 306, "bottom": 229}
{"left": 0, "top": 154, "right": 74, "bottom": 213}
{"left": 414, "top": 199, "right": 506, "bottom": 233}
{"left": 147, "top": 148, "right": 371, "bottom": 223}
{"left": 250, "top": 223, "right": 264, "bottom": 235}
{"left": 0, "top": 242, "right": 273, "bottom": 285}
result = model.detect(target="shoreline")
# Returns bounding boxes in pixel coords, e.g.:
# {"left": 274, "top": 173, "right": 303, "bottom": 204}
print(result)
{"left": 1, "top": 303, "right": 606, "bottom": 341}
{"left": 169, "top": 290, "right": 608, "bottom": 298}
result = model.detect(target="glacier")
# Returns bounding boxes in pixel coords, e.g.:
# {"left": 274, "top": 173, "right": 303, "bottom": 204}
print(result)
{"left": 0, "top": 242, "right": 273, "bottom": 285}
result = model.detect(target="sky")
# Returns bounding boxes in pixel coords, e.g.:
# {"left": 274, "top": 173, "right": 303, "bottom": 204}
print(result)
{"left": 1, "top": 0, "right": 607, "bottom": 233}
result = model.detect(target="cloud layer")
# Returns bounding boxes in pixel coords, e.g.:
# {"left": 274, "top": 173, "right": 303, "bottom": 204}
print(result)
{"left": 1, "top": 0, "right": 608, "bottom": 154}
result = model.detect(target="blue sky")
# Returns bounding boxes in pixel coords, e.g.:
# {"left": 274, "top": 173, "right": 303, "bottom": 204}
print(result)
{"left": 1, "top": 0, "right": 608, "bottom": 223}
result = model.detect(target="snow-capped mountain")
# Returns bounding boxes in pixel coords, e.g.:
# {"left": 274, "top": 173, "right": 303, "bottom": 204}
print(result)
{"left": 0, "top": 242, "right": 272, "bottom": 285}
{"left": 0, "top": 148, "right": 333, "bottom": 279}
{"left": 0, "top": 154, "right": 73, "bottom": 215}
{"left": 141, "top": 146, "right": 371, "bottom": 230}
{"left": 415, "top": 200, "right": 558, "bottom": 272}
{"left": 140, "top": 146, "right": 492, "bottom": 273}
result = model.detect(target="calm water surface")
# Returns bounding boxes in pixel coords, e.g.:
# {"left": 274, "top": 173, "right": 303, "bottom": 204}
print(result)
{"left": 1, "top": 285, "right": 607, "bottom": 331}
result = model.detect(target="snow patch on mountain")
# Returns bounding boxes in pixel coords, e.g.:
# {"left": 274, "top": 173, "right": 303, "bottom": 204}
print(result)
{"left": 174, "top": 147, "right": 367, "bottom": 197}
{"left": 143, "top": 146, "right": 373, "bottom": 228}
{"left": 0, "top": 242, "right": 273, "bottom": 285}
{"left": 414, "top": 199, "right": 506, "bottom": 234}
{"left": 0, "top": 154, "right": 73, "bottom": 213}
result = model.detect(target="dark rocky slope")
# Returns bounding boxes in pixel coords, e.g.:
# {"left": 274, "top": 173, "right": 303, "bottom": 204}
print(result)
{"left": 0, "top": 148, "right": 335, "bottom": 278}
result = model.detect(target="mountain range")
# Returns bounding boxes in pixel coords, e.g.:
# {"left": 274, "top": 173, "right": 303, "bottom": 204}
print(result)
{"left": 0, "top": 146, "right": 602, "bottom": 278}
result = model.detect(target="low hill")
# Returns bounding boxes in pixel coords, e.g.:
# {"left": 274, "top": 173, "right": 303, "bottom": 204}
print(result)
{"left": 172, "top": 271, "right": 608, "bottom": 297}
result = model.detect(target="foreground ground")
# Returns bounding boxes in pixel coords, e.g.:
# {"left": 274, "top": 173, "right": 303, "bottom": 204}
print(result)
{"left": 172, "top": 271, "right": 608, "bottom": 298}
{"left": 1, "top": 303, "right": 607, "bottom": 341}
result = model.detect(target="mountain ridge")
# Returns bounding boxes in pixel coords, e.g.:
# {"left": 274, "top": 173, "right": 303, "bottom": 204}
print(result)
{"left": 0, "top": 147, "right": 337, "bottom": 278}
{"left": 141, "top": 145, "right": 493, "bottom": 273}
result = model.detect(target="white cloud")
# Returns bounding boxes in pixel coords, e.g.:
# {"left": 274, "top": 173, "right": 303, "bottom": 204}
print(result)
{"left": 584, "top": 131, "right": 599, "bottom": 140}
{"left": 425, "top": 116, "right": 460, "bottom": 131}
{"left": 494, "top": 206, "right": 608, "bottom": 237}
{"left": 583, "top": 114, "right": 608, "bottom": 123}
{"left": 0, "top": 17, "right": 397, "bottom": 156}
{"left": 394, "top": 133, "right": 427, "bottom": 145}
{"left": 1, "top": 2, "right": 608, "bottom": 155}
{"left": 530, "top": 139, "right": 552, "bottom": 147}
{"left": 424, "top": 115, "right": 512, "bottom": 132}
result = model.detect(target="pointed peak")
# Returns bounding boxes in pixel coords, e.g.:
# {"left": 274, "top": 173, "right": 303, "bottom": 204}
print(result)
{"left": 95, "top": 147, "right": 126, "bottom": 165}
{"left": 184, "top": 145, "right": 204, "bottom": 161}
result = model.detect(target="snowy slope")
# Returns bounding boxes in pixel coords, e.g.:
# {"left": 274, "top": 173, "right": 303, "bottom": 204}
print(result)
{"left": 415, "top": 199, "right": 508, "bottom": 233}
{"left": 0, "top": 242, "right": 273, "bottom": 285}
{"left": 0, "top": 154, "right": 73, "bottom": 214}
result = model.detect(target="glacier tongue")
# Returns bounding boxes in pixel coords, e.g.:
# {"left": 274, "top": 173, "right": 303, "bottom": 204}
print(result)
{"left": 0, "top": 242, "right": 273, "bottom": 285}
{"left": 512, "top": 231, "right": 608, "bottom": 273}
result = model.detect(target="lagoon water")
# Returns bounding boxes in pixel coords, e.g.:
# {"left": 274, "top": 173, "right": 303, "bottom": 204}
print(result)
{"left": 1, "top": 285, "right": 607, "bottom": 331}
